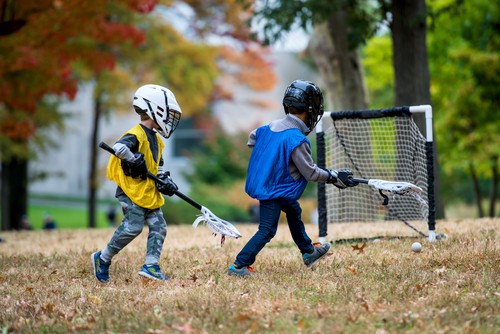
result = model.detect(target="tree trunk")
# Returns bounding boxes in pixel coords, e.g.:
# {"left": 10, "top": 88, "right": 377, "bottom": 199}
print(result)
{"left": 469, "top": 162, "right": 484, "bottom": 218}
{"left": 391, "top": 0, "right": 445, "bottom": 220}
{"left": 307, "top": 11, "right": 368, "bottom": 110}
{"left": 1, "top": 153, "right": 28, "bottom": 231}
{"left": 489, "top": 156, "right": 498, "bottom": 217}
{"left": 88, "top": 90, "right": 103, "bottom": 228}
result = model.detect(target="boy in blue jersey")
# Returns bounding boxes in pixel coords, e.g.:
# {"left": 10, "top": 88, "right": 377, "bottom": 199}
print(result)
{"left": 228, "top": 80, "right": 358, "bottom": 277}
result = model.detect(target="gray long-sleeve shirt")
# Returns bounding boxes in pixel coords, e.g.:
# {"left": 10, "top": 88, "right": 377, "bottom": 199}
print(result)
{"left": 248, "top": 114, "right": 330, "bottom": 182}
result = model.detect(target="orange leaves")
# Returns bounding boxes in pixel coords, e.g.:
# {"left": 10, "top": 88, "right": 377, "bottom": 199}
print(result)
{"left": 351, "top": 242, "right": 367, "bottom": 254}
{"left": 126, "top": 0, "right": 159, "bottom": 14}
{"left": 0, "top": 117, "right": 37, "bottom": 141}
{"left": 217, "top": 44, "right": 277, "bottom": 92}
{"left": 345, "top": 265, "right": 359, "bottom": 275}
{"left": 0, "top": 0, "right": 155, "bottom": 141}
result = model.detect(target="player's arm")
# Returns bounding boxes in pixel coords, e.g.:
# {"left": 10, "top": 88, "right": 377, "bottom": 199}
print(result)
{"left": 247, "top": 129, "right": 257, "bottom": 147}
{"left": 155, "top": 157, "right": 178, "bottom": 196}
{"left": 291, "top": 143, "right": 357, "bottom": 188}
{"left": 113, "top": 135, "right": 147, "bottom": 179}
{"left": 290, "top": 143, "right": 330, "bottom": 182}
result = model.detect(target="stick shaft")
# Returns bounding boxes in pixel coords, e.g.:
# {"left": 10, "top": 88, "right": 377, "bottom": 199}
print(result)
{"left": 352, "top": 177, "right": 369, "bottom": 184}
{"left": 98, "top": 141, "right": 202, "bottom": 210}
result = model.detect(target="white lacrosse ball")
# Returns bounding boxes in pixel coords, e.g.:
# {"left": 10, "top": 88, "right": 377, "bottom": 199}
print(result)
{"left": 411, "top": 242, "right": 422, "bottom": 253}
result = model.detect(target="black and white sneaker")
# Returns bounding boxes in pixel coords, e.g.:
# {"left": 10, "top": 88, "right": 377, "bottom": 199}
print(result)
{"left": 303, "top": 243, "right": 331, "bottom": 267}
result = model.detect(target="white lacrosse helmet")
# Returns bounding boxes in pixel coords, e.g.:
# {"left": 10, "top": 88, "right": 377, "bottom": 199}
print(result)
{"left": 133, "top": 84, "right": 182, "bottom": 138}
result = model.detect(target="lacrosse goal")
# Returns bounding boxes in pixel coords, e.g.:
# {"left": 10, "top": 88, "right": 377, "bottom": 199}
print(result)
{"left": 316, "top": 105, "right": 436, "bottom": 242}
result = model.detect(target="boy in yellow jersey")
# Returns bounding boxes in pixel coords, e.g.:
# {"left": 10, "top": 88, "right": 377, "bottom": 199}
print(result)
{"left": 92, "top": 84, "right": 182, "bottom": 282}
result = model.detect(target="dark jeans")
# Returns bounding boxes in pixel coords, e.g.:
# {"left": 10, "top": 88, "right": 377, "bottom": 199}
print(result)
{"left": 234, "top": 198, "right": 315, "bottom": 267}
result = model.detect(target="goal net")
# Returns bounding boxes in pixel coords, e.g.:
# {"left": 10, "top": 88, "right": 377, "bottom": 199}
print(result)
{"left": 316, "top": 105, "right": 436, "bottom": 241}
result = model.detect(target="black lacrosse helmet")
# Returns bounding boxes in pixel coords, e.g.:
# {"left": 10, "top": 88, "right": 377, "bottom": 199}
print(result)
{"left": 282, "top": 80, "right": 324, "bottom": 134}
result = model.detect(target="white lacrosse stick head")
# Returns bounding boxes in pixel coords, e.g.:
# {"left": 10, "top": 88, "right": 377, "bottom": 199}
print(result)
{"left": 192, "top": 206, "right": 242, "bottom": 243}
{"left": 367, "top": 179, "right": 423, "bottom": 194}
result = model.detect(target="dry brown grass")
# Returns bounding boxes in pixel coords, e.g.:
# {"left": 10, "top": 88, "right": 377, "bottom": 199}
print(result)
{"left": 0, "top": 218, "right": 498, "bottom": 333}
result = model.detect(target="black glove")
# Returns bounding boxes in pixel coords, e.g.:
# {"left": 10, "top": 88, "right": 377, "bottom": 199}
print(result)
{"left": 156, "top": 172, "right": 178, "bottom": 196}
{"left": 326, "top": 169, "right": 358, "bottom": 189}
{"left": 121, "top": 152, "right": 148, "bottom": 180}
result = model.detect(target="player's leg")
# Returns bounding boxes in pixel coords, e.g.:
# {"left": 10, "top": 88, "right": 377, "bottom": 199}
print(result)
{"left": 232, "top": 199, "right": 281, "bottom": 269}
{"left": 138, "top": 209, "right": 169, "bottom": 281}
{"left": 92, "top": 194, "right": 146, "bottom": 282}
{"left": 101, "top": 194, "right": 146, "bottom": 261}
{"left": 282, "top": 199, "right": 314, "bottom": 255}
{"left": 283, "top": 199, "right": 330, "bottom": 267}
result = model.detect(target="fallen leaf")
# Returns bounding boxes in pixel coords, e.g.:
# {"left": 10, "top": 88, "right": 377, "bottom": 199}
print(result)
{"left": 41, "top": 303, "right": 55, "bottom": 313}
{"left": 352, "top": 242, "right": 366, "bottom": 254}
{"left": 347, "top": 314, "right": 359, "bottom": 323}
{"left": 88, "top": 295, "right": 102, "bottom": 306}
{"left": 250, "top": 321, "right": 259, "bottom": 331}
{"left": 346, "top": 266, "right": 358, "bottom": 275}
{"left": 237, "top": 313, "right": 251, "bottom": 321}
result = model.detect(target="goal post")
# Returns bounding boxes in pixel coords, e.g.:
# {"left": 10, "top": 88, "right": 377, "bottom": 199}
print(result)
{"left": 316, "top": 105, "right": 437, "bottom": 242}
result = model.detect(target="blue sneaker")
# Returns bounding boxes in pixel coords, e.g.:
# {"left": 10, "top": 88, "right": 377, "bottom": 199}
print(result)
{"left": 303, "top": 243, "right": 331, "bottom": 267}
{"left": 227, "top": 264, "right": 255, "bottom": 277}
{"left": 138, "top": 264, "right": 169, "bottom": 281}
{"left": 91, "top": 251, "right": 111, "bottom": 283}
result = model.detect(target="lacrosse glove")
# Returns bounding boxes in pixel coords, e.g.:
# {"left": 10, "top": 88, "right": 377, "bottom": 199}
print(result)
{"left": 326, "top": 169, "right": 358, "bottom": 189}
{"left": 121, "top": 152, "right": 148, "bottom": 180}
{"left": 156, "top": 172, "right": 178, "bottom": 196}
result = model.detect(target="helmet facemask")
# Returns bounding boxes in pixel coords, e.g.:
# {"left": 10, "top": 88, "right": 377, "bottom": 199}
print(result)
{"left": 155, "top": 108, "right": 181, "bottom": 139}
{"left": 133, "top": 84, "right": 182, "bottom": 139}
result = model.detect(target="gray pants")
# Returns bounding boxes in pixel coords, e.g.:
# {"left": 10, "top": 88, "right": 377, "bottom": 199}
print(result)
{"left": 101, "top": 194, "right": 167, "bottom": 265}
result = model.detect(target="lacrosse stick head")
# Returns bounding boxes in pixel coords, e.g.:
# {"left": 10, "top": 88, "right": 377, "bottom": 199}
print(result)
{"left": 367, "top": 179, "right": 423, "bottom": 195}
{"left": 192, "top": 206, "right": 242, "bottom": 246}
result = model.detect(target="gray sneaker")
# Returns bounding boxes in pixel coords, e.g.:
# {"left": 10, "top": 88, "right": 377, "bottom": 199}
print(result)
{"left": 303, "top": 243, "right": 331, "bottom": 267}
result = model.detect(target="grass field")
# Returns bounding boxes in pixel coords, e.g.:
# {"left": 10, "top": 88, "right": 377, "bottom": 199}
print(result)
{"left": 27, "top": 204, "right": 112, "bottom": 230}
{"left": 0, "top": 218, "right": 498, "bottom": 333}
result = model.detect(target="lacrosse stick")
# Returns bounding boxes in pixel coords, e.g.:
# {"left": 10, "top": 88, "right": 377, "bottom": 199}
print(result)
{"left": 352, "top": 178, "right": 424, "bottom": 206}
{"left": 351, "top": 177, "right": 444, "bottom": 241}
{"left": 99, "top": 142, "right": 242, "bottom": 246}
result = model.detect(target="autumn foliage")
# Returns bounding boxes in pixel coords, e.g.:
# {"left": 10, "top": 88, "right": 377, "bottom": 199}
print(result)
{"left": 0, "top": 0, "right": 157, "bottom": 141}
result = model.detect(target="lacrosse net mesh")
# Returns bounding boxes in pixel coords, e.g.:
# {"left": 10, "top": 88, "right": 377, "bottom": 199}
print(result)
{"left": 322, "top": 108, "right": 429, "bottom": 224}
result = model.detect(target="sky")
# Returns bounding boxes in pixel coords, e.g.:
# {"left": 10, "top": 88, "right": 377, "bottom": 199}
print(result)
{"left": 158, "top": 2, "right": 310, "bottom": 52}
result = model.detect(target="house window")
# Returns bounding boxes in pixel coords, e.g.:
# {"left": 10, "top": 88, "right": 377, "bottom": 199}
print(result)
{"left": 172, "top": 118, "right": 206, "bottom": 157}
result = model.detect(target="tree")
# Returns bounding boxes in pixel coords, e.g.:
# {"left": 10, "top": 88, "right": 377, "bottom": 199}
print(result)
{"left": 0, "top": 0, "right": 157, "bottom": 230}
{"left": 428, "top": 0, "right": 499, "bottom": 217}
{"left": 244, "top": 0, "right": 374, "bottom": 110}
